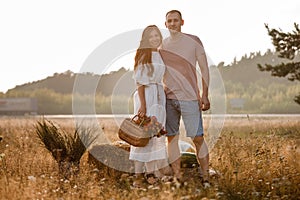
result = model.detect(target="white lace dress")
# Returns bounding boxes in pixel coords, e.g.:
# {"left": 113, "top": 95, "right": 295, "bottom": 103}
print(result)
{"left": 129, "top": 52, "right": 168, "bottom": 162}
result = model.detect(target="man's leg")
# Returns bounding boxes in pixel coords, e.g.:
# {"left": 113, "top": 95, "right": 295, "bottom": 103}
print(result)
{"left": 165, "top": 99, "right": 182, "bottom": 180}
{"left": 193, "top": 136, "right": 209, "bottom": 182}
{"left": 167, "top": 134, "right": 182, "bottom": 180}
{"left": 180, "top": 100, "right": 209, "bottom": 185}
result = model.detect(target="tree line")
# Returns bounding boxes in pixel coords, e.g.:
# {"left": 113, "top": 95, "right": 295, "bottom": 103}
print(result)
{"left": 0, "top": 48, "right": 299, "bottom": 114}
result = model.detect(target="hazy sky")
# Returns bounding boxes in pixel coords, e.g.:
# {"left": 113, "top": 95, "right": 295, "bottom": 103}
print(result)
{"left": 0, "top": 0, "right": 299, "bottom": 93}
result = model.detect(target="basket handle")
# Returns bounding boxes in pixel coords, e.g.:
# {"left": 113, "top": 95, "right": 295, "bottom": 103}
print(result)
{"left": 131, "top": 114, "right": 149, "bottom": 127}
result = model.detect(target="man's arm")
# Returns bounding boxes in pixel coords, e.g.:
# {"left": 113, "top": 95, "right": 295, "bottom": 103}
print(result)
{"left": 192, "top": 35, "right": 210, "bottom": 111}
{"left": 198, "top": 53, "right": 210, "bottom": 111}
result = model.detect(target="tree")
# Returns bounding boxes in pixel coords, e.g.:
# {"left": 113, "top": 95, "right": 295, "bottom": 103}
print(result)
{"left": 258, "top": 23, "right": 300, "bottom": 104}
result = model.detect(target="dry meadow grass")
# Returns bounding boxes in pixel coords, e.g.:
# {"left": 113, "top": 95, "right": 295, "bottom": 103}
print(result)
{"left": 0, "top": 115, "right": 299, "bottom": 199}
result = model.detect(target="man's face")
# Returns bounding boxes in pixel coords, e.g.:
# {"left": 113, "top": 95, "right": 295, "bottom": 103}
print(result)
{"left": 165, "top": 12, "right": 183, "bottom": 33}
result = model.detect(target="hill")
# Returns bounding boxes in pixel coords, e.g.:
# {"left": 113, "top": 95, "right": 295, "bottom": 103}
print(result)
{"left": 3, "top": 50, "right": 299, "bottom": 114}
{"left": 7, "top": 50, "right": 296, "bottom": 95}
{"left": 7, "top": 68, "right": 135, "bottom": 96}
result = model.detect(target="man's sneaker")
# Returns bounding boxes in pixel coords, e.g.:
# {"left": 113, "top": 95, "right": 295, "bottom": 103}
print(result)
{"left": 202, "top": 180, "right": 211, "bottom": 189}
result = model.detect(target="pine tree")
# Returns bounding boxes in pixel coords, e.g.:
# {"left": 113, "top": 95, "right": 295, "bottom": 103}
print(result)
{"left": 258, "top": 23, "right": 300, "bottom": 104}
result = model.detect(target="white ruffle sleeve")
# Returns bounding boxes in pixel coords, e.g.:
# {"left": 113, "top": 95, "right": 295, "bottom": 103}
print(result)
{"left": 133, "top": 64, "right": 152, "bottom": 85}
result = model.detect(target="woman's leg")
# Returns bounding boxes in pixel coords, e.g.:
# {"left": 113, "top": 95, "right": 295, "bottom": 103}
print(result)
{"left": 145, "top": 160, "right": 158, "bottom": 184}
{"left": 132, "top": 161, "right": 144, "bottom": 187}
{"left": 145, "top": 160, "right": 156, "bottom": 174}
{"left": 134, "top": 160, "right": 144, "bottom": 174}
{"left": 156, "top": 158, "right": 172, "bottom": 177}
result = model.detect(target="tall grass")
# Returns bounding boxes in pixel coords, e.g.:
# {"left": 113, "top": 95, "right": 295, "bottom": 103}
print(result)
{"left": 35, "top": 118, "right": 100, "bottom": 178}
{"left": 0, "top": 116, "right": 299, "bottom": 199}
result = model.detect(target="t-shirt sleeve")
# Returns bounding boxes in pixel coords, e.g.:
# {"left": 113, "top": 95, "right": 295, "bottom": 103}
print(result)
{"left": 133, "top": 64, "right": 150, "bottom": 85}
{"left": 194, "top": 36, "right": 205, "bottom": 56}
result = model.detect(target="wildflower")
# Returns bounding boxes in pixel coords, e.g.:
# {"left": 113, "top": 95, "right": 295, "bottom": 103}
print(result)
{"left": 133, "top": 115, "right": 167, "bottom": 137}
{"left": 28, "top": 175, "right": 36, "bottom": 182}
{"left": 0, "top": 153, "right": 5, "bottom": 161}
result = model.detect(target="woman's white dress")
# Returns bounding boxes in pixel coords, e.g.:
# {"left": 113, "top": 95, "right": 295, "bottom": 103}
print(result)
{"left": 129, "top": 52, "right": 168, "bottom": 162}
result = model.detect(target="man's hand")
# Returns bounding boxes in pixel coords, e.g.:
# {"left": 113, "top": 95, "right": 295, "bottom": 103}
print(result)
{"left": 200, "top": 96, "right": 210, "bottom": 111}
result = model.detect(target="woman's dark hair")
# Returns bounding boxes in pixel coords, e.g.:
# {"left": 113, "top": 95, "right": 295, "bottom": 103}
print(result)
{"left": 134, "top": 25, "right": 162, "bottom": 76}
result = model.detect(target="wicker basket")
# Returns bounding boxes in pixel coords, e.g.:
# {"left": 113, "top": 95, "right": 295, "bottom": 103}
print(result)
{"left": 118, "top": 115, "right": 150, "bottom": 147}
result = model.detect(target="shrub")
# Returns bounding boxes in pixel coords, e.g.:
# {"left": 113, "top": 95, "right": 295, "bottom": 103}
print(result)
{"left": 35, "top": 118, "right": 100, "bottom": 178}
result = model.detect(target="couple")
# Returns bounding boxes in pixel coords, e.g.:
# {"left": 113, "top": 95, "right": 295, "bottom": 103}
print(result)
{"left": 129, "top": 10, "right": 210, "bottom": 187}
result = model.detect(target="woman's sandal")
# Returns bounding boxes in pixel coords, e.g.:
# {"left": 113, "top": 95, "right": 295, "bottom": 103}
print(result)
{"left": 132, "top": 175, "right": 144, "bottom": 188}
{"left": 145, "top": 173, "right": 158, "bottom": 185}
{"left": 132, "top": 179, "right": 143, "bottom": 188}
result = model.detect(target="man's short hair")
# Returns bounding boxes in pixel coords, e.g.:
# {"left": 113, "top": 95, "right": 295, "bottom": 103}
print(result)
{"left": 166, "top": 10, "right": 182, "bottom": 19}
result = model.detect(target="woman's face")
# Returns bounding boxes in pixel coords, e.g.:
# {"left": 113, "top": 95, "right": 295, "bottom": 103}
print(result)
{"left": 148, "top": 29, "right": 161, "bottom": 49}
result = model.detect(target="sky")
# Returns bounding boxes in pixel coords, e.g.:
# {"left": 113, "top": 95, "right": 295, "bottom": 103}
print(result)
{"left": 0, "top": 0, "right": 299, "bottom": 93}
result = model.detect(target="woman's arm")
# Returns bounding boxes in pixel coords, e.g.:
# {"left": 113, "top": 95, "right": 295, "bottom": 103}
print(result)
{"left": 137, "top": 83, "right": 146, "bottom": 117}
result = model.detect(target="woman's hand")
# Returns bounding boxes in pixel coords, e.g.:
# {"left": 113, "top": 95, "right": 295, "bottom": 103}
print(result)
{"left": 138, "top": 105, "right": 146, "bottom": 117}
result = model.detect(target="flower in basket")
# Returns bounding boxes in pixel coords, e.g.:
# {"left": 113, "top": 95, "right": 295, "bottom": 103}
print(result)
{"left": 142, "top": 116, "right": 167, "bottom": 137}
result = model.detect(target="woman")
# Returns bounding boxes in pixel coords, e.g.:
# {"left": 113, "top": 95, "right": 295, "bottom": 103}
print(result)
{"left": 129, "top": 25, "right": 169, "bottom": 186}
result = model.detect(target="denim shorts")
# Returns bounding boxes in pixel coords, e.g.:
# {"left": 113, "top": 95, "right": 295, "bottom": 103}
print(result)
{"left": 166, "top": 99, "right": 204, "bottom": 137}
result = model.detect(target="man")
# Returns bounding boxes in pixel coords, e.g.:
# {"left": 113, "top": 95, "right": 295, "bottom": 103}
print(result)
{"left": 160, "top": 10, "right": 211, "bottom": 188}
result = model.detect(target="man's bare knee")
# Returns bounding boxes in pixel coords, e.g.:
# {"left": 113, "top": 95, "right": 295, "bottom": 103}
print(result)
{"left": 193, "top": 136, "right": 204, "bottom": 147}
{"left": 193, "top": 136, "right": 208, "bottom": 159}
{"left": 167, "top": 134, "right": 179, "bottom": 143}
{"left": 167, "top": 135, "right": 180, "bottom": 163}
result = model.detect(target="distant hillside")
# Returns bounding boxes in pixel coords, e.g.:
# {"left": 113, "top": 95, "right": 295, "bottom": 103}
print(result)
{"left": 7, "top": 50, "right": 298, "bottom": 95}
{"left": 8, "top": 68, "right": 135, "bottom": 96}
{"left": 3, "top": 50, "right": 299, "bottom": 114}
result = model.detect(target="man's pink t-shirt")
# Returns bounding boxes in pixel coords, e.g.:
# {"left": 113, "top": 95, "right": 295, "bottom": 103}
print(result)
{"left": 160, "top": 33, "right": 206, "bottom": 101}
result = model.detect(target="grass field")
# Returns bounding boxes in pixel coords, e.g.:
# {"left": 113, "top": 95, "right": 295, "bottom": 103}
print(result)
{"left": 0, "top": 115, "right": 299, "bottom": 199}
